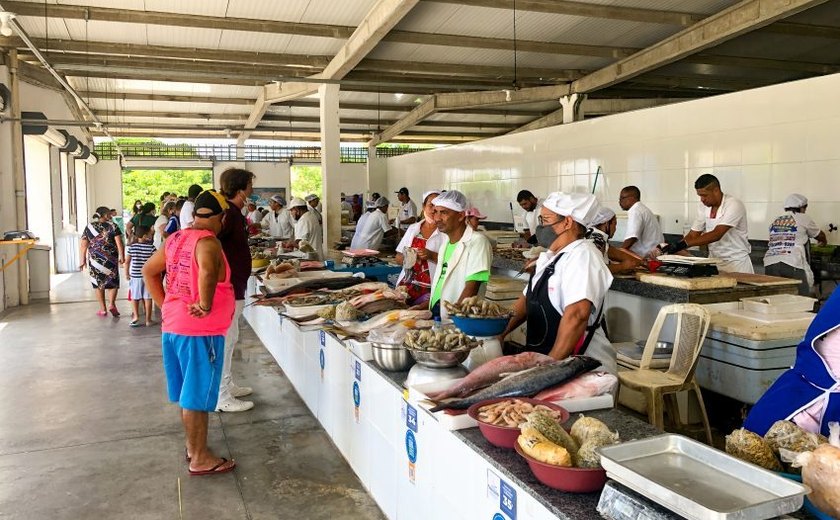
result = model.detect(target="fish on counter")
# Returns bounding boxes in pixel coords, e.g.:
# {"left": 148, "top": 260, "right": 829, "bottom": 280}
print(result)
{"left": 429, "top": 356, "right": 601, "bottom": 412}
{"left": 533, "top": 371, "right": 618, "bottom": 401}
{"left": 426, "top": 352, "right": 557, "bottom": 401}
{"left": 260, "top": 276, "right": 366, "bottom": 299}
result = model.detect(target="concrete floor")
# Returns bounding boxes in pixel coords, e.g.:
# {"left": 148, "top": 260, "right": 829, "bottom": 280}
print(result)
{"left": 0, "top": 273, "right": 384, "bottom": 519}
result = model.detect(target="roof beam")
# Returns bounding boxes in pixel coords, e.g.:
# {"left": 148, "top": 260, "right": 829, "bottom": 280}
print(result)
{"left": 369, "top": 83, "right": 571, "bottom": 144}
{"left": 510, "top": 98, "right": 688, "bottom": 134}
{"left": 241, "top": 0, "right": 419, "bottom": 140}
{"left": 570, "top": 0, "right": 830, "bottom": 95}
{"left": 427, "top": 0, "right": 703, "bottom": 25}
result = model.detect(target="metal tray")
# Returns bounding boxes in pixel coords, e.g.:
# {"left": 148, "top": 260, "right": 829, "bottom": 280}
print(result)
{"left": 598, "top": 435, "right": 808, "bottom": 520}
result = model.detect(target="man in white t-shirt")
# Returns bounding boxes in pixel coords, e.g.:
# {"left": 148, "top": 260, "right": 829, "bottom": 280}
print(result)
{"left": 764, "top": 193, "right": 827, "bottom": 295}
{"left": 262, "top": 195, "right": 295, "bottom": 239}
{"left": 657, "top": 174, "right": 753, "bottom": 273}
{"left": 395, "top": 187, "right": 418, "bottom": 232}
{"left": 517, "top": 190, "right": 543, "bottom": 244}
{"left": 619, "top": 185, "right": 664, "bottom": 258}
{"left": 354, "top": 197, "right": 396, "bottom": 250}
{"left": 288, "top": 198, "right": 324, "bottom": 260}
{"left": 179, "top": 184, "right": 203, "bottom": 229}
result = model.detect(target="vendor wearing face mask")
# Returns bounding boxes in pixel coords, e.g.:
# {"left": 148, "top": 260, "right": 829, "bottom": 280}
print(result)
{"left": 395, "top": 190, "right": 445, "bottom": 307}
{"left": 428, "top": 190, "right": 493, "bottom": 319}
{"left": 500, "top": 192, "right": 616, "bottom": 374}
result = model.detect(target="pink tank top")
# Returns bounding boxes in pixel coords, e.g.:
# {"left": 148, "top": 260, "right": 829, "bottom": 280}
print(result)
{"left": 162, "top": 229, "right": 235, "bottom": 336}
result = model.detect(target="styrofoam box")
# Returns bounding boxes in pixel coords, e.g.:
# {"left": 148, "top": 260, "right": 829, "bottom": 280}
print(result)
{"left": 695, "top": 357, "right": 786, "bottom": 404}
{"left": 740, "top": 294, "right": 816, "bottom": 314}
{"left": 408, "top": 378, "right": 614, "bottom": 431}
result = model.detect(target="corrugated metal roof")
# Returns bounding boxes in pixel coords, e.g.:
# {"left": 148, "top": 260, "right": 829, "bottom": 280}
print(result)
{"left": 61, "top": 19, "right": 148, "bottom": 44}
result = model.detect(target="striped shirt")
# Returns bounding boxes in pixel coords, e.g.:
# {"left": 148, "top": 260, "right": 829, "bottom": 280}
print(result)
{"left": 127, "top": 241, "right": 156, "bottom": 279}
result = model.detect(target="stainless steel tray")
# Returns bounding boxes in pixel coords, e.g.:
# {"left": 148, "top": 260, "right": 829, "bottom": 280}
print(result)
{"left": 597, "top": 434, "right": 808, "bottom": 520}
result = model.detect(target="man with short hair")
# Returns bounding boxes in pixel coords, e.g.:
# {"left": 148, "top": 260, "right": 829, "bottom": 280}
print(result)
{"left": 143, "top": 189, "right": 237, "bottom": 475}
{"left": 216, "top": 168, "right": 256, "bottom": 412}
{"left": 263, "top": 195, "right": 295, "bottom": 239}
{"left": 428, "top": 190, "right": 493, "bottom": 318}
{"left": 354, "top": 197, "right": 396, "bottom": 250}
{"left": 395, "top": 187, "right": 418, "bottom": 232}
{"left": 517, "top": 190, "right": 542, "bottom": 243}
{"left": 657, "top": 174, "right": 753, "bottom": 273}
{"left": 619, "top": 185, "right": 664, "bottom": 258}
{"left": 180, "top": 184, "right": 203, "bottom": 230}
{"left": 764, "top": 193, "right": 827, "bottom": 296}
{"left": 288, "top": 198, "right": 324, "bottom": 260}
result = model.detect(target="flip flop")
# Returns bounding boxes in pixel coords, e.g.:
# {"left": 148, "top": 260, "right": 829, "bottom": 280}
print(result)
{"left": 189, "top": 458, "right": 235, "bottom": 476}
{"left": 96, "top": 310, "right": 107, "bottom": 317}
{"left": 129, "top": 320, "right": 142, "bottom": 328}
{"left": 109, "top": 306, "right": 121, "bottom": 317}
{"left": 184, "top": 447, "right": 190, "bottom": 462}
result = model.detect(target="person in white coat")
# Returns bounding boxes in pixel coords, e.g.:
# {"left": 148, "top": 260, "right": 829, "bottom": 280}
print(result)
{"left": 428, "top": 191, "right": 493, "bottom": 319}
{"left": 764, "top": 193, "right": 827, "bottom": 296}
{"left": 350, "top": 202, "right": 376, "bottom": 250}
{"left": 500, "top": 192, "right": 616, "bottom": 374}
{"left": 262, "top": 195, "right": 295, "bottom": 239}
{"left": 287, "top": 197, "right": 323, "bottom": 260}
{"left": 353, "top": 197, "right": 396, "bottom": 251}
{"left": 657, "top": 174, "right": 753, "bottom": 273}
{"left": 619, "top": 185, "right": 664, "bottom": 258}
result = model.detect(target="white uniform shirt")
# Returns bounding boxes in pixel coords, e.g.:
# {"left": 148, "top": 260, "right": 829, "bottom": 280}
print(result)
{"left": 263, "top": 208, "right": 295, "bottom": 239}
{"left": 353, "top": 210, "right": 392, "bottom": 251}
{"left": 524, "top": 198, "right": 544, "bottom": 235}
{"left": 308, "top": 205, "right": 323, "bottom": 226}
{"left": 398, "top": 199, "right": 418, "bottom": 231}
{"left": 153, "top": 215, "right": 167, "bottom": 250}
{"left": 179, "top": 200, "right": 195, "bottom": 229}
{"left": 764, "top": 211, "right": 822, "bottom": 284}
{"left": 525, "top": 239, "right": 616, "bottom": 374}
{"left": 395, "top": 221, "right": 445, "bottom": 285}
{"left": 429, "top": 226, "right": 493, "bottom": 319}
{"left": 294, "top": 210, "right": 324, "bottom": 260}
{"left": 588, "top": 228, "right": 611, "bottom": 264}
{"left": 691, "top": 194, "right": 753, "bottom": 273}
{"left": 625, "top": 201, "right": 664, "bottom": 257}
{"left": 246, "top": 210, "right": 263, "bottom": 225}
{"left": 350, "top": 211, "right": 373, "bottom": 249}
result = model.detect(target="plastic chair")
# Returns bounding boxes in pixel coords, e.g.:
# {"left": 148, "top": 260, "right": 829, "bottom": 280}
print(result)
{"left": 617, "top": 303, "right": 713, "bottom": 444}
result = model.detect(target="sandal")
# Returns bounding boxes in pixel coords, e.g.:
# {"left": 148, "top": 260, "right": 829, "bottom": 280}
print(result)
{"left": 129, "top": 320, "right": 142, "bottom": 328}
{"left": 109, "top": 306, "right": 120, "bottom": 317}
{"left": 189, "top": 458, "right": 236, "bottom": 476}
{"left": 96, "top": 310, "right": 107, "bottom": 317}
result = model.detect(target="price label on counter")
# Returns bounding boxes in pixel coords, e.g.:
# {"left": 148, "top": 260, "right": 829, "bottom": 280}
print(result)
{"left": 405, "top": 429, "right": 417, "bottom": 484}
{"left": 500, "top": 480, "right": 516, "bottom": 520}
{"left": 354, "top": 359, "right": 361, "bottom": 381}
{"left": 319, "top": 348, "right": 325, "bottom": 380}
{"left": 352, "top": 380, "right": 361, "bottom": 423}
{"left": 487, "top": 470, "right": 516, "bottom": 520}
{"left": 319, "top": 330, "right": 326, "bottom": 347}
{"left": 406, "top": 403, "right": 418, "bottom": 433}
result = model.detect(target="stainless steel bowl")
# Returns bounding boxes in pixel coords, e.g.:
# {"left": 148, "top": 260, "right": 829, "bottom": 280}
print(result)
{"left": 636, "top": 340, "right": 674, "bottom": 356}
{"left": 370, "top": 342, "right": 415, "bottom": 372}
{"left": 405, "top": 347, "right": 473, "bottom": 368}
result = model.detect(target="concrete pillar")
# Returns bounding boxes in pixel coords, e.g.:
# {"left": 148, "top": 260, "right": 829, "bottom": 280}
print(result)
{"left": 9, "top": 50, "right": 29, "bottom": 305}
{"left": 319, "top": 83, "right": 341, "bottom": 255}
{"left": 235, "top": 136, "right": 245, "bottom": 160}
{"left": 560, "top": 93, "right": 586, "bottom": 124}
{"left": 366, "top": 143, "right": 388, "bottom": 198}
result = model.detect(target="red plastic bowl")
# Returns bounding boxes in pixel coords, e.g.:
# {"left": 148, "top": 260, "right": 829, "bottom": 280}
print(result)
{"left": 467, "top": 397, "right": 569, "bottom": 449}
{"left": 514, "top": 442, "right": 607, "bottom": 493}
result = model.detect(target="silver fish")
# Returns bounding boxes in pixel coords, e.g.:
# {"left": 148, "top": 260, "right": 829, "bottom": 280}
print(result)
{"left": 429, "top": 356, "right": 601, "bottom": 412}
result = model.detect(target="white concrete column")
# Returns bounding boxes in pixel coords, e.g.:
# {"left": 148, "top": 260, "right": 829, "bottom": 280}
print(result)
{"left": 559, "top": 93, "right": 586, "bottom": 124}
{"left": 319, "top": 83, "right": 341, "bottom": 254}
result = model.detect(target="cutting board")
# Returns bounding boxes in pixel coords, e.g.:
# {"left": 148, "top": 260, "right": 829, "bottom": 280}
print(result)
{"left": 725, "top": 272, "right": 801, "bottom": 286}
{"left": 636, "top": 272, "right": 737, "bottom": 290}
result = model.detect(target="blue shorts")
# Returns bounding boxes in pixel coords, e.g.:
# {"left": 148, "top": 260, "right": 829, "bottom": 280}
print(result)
{"left": 129, "top": 277, "right": 151, "bottom": 301}
{"left": 162, "top": 333, "right": 225, "bottom": 412}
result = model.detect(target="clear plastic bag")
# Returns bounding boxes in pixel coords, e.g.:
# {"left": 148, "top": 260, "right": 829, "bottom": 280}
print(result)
{"left": 788, "top": 422, "right": 840, "bottom": 518}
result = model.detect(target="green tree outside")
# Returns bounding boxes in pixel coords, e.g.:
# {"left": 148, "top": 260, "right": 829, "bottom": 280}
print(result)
{"left": 290, "top": 165, "right": 322, "bottom": 200}
{"left": 122, "top": 169, "right": 212, "bottom": 211}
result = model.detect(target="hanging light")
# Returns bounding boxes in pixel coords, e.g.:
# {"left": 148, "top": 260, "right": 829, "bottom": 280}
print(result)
{"left": 0, "top": 11, "right": 16, "bottom": 37}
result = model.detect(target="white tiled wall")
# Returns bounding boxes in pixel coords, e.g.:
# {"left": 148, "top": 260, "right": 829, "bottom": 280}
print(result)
{"left": 385, "top": 73, "right": 840, "bottom": 242}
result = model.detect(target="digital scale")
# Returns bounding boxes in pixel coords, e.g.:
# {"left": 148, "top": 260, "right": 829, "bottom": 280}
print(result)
{"left": 655, "top": 255, "right": 720, "bottom": 278}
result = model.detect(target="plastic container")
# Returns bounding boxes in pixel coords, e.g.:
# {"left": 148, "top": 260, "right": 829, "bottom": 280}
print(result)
{"left": 740, "top": 294, "right": 816, "bottom": 314}
{"left": 450, "top": 315, "right": 510, "bottom": 337}
{"left": 514, "top": 442, "right": 607, "bottom": 493}
{"left": 467, "top": 397, "right": 569, "bottom": 449}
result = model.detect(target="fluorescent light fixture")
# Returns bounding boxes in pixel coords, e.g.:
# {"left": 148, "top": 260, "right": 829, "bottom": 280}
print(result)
{"left": 394, "top": 93, "right": 405, "bottom": 100}
{"left": 0, "top": 12, "right": 15, "bottom": 37}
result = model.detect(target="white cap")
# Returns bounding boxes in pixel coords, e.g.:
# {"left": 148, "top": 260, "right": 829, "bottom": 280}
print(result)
{"left": 432, "top": 190, "right": 467, "bottom": 212}
{"left": 422, "top": 190, "right": 442, "bottom": 203}
{"left": 270, "top": 194, "right": 286, "bottom": 206}
{"left": 288, "top": 197, "right": 308, "bottom": 209}
{"left": 542, "top": 192, "right": 599, "bottom": 226}
{"left": 365, "top": 199, "right": 376, "bottom": 209}
{"left": 375, "top": 196, "right": 390, "bottom": 208}
{"left": 589, "top": 205, "right": 616, "bottom": 227}
{"left": 305, "top": 194, "right": 319, "bottom": 202}
{"left": 784, "top": 193, "right": 808, "bottom": 209}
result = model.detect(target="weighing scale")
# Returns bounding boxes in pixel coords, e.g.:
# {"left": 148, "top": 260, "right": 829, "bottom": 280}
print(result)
{"left": 405, "top": 364, "right": 468, "bottom": 388}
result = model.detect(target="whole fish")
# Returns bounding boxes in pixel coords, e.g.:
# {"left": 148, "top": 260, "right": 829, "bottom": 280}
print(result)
{"left": 425, "top": 352, "right": 558, "bottom": 401}
{"left": 429, "top": 356, "right": 601, "bottom": 412}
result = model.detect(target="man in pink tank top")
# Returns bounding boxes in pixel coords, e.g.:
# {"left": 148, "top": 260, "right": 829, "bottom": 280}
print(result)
{"left": 143, "top": 190, "right": 237, "bottom": 476}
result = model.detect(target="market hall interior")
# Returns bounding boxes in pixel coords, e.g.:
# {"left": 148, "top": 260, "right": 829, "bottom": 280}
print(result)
{"left": 0, "top": 272, "right": 384, "bottom": 520}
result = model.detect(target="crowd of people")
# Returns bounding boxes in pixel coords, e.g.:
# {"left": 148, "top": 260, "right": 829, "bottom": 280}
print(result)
{"left": 75, "top": 169, "right": 830, "bottom": 477}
